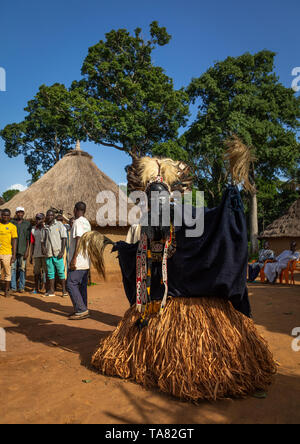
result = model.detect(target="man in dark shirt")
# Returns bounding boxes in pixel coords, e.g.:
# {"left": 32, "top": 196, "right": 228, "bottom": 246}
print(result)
{"left": 11, "top": 207, "right": 31, "bottom": 293}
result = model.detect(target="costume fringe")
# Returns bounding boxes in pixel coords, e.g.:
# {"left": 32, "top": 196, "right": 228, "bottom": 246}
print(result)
{"left": 77, "top": 231, "right": 114, "bottom": 279}
{"left": 92, "top": 297, "right": 277, "bottom": 401}
{"left": 224, "top": 135, "right": 256, "bottom": 193}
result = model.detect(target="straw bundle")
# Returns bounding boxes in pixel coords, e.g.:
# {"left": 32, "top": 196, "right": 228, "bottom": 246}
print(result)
{"left": 224, "top": 135, "right": 256, "bottom": 193}
{"left": 78, "top": 231, "right": 114, "bottom": 279}
{"left": 92, "top": 297, "right": 277, "bottom": 401}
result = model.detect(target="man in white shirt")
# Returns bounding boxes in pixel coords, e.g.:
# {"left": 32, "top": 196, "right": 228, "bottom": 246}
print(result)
{"left": 66, "top": 202, "right": 91, "bottom": 320}
{"left": 264, "top": 241, "right": 299, "bottom": 284}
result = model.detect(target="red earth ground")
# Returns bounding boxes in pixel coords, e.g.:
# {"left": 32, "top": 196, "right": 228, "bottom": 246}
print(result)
{"left": 0, "top": 269, "right": 299, "bottom": 424}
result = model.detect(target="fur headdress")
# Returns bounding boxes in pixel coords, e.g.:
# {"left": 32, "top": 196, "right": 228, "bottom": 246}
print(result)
{"left": 127, "top": 157, "right": 193, "bottom": 193}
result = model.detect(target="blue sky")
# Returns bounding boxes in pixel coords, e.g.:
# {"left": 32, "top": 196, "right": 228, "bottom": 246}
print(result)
{"left": 0, "top": 0, "right": 299, "bottom": 194}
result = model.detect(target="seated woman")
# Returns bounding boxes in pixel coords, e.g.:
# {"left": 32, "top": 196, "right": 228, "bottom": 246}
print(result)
{"left": 264, "top": 241, "right": 299, "bottom": 284}
{"left": 248, "top": 241, "right": 275, "bottom": 282}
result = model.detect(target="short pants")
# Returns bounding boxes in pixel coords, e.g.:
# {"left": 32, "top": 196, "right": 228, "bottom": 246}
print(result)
{"left": 0, "top": 255, "right": 12, "bottom": 281}
{"left": 46, "top": 257, "right": 66, "bottom": 280}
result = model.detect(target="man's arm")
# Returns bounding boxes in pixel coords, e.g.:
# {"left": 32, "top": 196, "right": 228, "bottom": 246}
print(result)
{"left": 24, "top": 239, "right": 30, "bottom": 260}
{"left": 24, "top": 223, "right": 31, "bottom": 260}
{"left": 69, "top": 237, "right": 81, "bottom": 271}
{"left": 57, "top": 238, "right": 66, "bottom": 259}
{"left": 57, "top": 223, "right": 67, "bottom": 259}
{"left": 11, "top": 238, "right": 17, "bottom": 265}
{"left": 40, "top": 229, "right": 47, "bottom": 257}
{"left": 276, "top": 251, "right": 286, "bottom": 261}
{"left": 30, "top": 232, "right": 35, "bottom": 264}
{"left": 258, "top": 249, "right": 264, "bottom": 263}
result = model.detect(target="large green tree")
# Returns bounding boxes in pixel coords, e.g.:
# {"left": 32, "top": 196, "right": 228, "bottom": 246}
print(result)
{"left": 70, "top": 22, "right": 189, "bottom": 159}
{"left": 185, "top": 50, "right": 300, "bottom": 253}
{"left": 1, "top": 83, "right": 78, "bottom": 178}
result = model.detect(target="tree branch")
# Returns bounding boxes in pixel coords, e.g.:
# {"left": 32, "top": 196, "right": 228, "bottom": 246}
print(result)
{"left": 99, "top": 140, "right": 138, "bottom": 160}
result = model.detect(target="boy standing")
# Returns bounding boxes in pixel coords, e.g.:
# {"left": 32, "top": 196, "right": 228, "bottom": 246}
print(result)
{"left": 41, "top": 210, "right": 68, "bottom": 297}
{"left": 30, "top": 213, "right": 47, "bottom": 294}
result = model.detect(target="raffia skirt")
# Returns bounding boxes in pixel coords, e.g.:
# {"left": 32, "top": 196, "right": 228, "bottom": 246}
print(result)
{"left": 91, "top": 297, "right": 277, "bottom": 401}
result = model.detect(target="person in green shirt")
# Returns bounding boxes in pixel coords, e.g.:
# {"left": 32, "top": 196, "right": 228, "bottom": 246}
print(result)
{"left": 11, "top": 207, "right": 31, "bottom": 293}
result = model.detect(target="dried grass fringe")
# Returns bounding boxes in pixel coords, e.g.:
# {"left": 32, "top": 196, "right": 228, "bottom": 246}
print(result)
{"left": 78, "top": 231, "right": 113, "bottom": 279}
{"left": 92, "top": 297, "right": 277, "bottom": 401}
{"left": 224, "top": 135, "right": 256, "bottom": 193}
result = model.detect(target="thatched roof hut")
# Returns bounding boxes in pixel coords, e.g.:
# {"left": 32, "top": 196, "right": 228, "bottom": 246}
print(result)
{"left": 259, "top": 198, "right": 300, "bottom": 255}
{"left": 0, "top": 143, "right": 133, "bottom": 278}
{"left": 0, "top": 143, "right": 130, "bottom": 227}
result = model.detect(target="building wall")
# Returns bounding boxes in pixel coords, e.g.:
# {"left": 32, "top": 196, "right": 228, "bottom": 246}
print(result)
{"left": 263, "top": 237, "right": 300, "bottom": 257}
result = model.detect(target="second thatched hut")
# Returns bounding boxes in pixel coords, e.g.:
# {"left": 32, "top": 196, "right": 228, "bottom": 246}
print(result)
{"left": 259, "top": 198, "right": 300, "bottom": 255}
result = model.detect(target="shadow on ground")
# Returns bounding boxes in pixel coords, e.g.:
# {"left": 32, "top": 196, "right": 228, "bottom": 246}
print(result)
{"left": 5, "top": 315, "right": 111, "bottom": 367}
{"left": 12, "top": 294, "right": 121, "bottom": 326}
{"left": 102, "top": 372, "right": 300, "bottom": 424}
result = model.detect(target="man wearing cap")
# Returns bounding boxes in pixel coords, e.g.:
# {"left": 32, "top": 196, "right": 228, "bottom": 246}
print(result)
{"left": 11, "top": 207, "right": 31, "bottom": 293}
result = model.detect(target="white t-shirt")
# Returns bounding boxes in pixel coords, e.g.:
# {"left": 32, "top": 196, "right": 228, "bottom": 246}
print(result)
{"left": 68, "top": 217, "right": 91, "bottom": 270}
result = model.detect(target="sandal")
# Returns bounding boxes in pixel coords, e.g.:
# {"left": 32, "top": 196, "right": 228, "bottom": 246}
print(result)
{"left": 43, "top": 293, "right": 56, "bottom": 298}
{"left": 68, "top": 311, "right": 90, "bottom": 320}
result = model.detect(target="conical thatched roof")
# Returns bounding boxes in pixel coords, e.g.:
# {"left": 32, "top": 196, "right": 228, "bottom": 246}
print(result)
{"left": 0, "top": 148, "right": 130, "bottom": 226}
{"left": 260, "top": 198, "right": 300, "bottom": 238}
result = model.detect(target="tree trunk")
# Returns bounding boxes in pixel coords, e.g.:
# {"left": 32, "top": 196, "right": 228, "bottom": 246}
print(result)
{"left": 249, "top": 191, "right": 259, "bottom": 256}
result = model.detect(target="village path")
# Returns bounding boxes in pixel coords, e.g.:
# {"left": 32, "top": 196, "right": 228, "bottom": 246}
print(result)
{"left": 0, "top": 272, "right": 300, "bottom": 424}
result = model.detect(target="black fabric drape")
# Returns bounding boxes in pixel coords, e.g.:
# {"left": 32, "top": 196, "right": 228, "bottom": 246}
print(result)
{"left": 112, "top": 187, "right": 251, "bottom": 317}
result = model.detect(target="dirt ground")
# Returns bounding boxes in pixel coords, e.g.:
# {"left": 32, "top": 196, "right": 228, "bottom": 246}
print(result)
{"left": 0, "top": 269, "right": 300, "bottom": 424}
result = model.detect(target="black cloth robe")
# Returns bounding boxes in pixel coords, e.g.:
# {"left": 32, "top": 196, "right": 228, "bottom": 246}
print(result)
{"left": 112, "top": 187, "right": 251, "bottom": 318}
